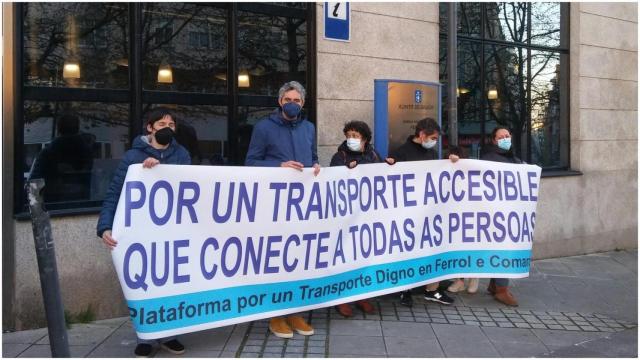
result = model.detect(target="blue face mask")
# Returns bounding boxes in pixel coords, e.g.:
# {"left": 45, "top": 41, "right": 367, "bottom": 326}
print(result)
{"left": 497, "top": 138, "right": 512, "bottom": 151}
{"left": 282, "top": 102, "right": 302, "bottom": 119}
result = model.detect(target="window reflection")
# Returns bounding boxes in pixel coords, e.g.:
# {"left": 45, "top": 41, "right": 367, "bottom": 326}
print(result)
{"left": 485, "top": 45, "right": 526, "bottom": 157}
{"left": 485, "top": 3, "right": 528, "bottom": 43}
{"left": 144, "top": 104, "right": 228, "bottom": 165}
{"left": 23, "top": 3, "right": 129, "bottom": 89}
{"left": 237, "top": 11, "right": 307, "bottom": 96}
{"left": 529, "top": 51, "right": 563, "bottom": 167}
{"left": 236, "top": 106, "right": 275, "bottom": 165}
{"left": 530, "top": 3, "right": 561, "bottom": 47}
{"left": 142, "top": 4, "right": 228, "bottom": 93}
{"left": 24, "top": 101, "right": 129, "bottom": 205}
{"left": 457, "top": 42, "right": 483, "bottom": 158}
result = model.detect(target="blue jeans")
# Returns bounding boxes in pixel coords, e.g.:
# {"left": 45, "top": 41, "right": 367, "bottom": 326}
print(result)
{"left": 494, "top": 278, "right": 509, "bottom": 287}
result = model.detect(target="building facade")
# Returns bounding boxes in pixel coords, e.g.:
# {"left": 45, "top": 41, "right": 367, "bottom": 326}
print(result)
{"left": 2, "top": 2, "right": 637, "bottom": 330}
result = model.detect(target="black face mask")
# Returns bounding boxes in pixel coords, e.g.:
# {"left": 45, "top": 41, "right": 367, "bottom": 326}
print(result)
{"left": 154, "top": 127, "right": 174, "bottom": 146}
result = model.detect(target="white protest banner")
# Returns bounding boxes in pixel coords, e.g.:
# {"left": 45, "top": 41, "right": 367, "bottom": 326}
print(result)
{"left": 111, "top": 159, "right": 541, "bottom": 339}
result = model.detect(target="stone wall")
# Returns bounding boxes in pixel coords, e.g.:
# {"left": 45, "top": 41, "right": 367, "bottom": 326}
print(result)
{"left": 315, "top": 2, "right": 440, "bottom": 164}
{"left": 533, "top": 3, "right": 638, "bottom": 258}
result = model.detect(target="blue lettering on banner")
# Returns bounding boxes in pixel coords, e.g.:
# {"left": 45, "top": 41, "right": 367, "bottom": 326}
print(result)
{"left": 128, "top": 249, "right": 530, "bottom": 333}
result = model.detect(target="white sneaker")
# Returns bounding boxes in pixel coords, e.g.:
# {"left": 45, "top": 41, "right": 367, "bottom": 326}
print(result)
{"left": 467, "top": 278, "right": 479, "bottom": 294}
{"left": 447, "top": 279, "right": 466, "bottom": 293}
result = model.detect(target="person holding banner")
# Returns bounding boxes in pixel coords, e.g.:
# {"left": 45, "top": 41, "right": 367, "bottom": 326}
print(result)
{"left": 245, "top": 81, "right": 318, "bottom": 338}
{"left": 476, "top": 126, "right": 523, "bottom": 306}
{"left": 329, "top": 120, "right": 394, "bottom": 317}
{"left": 97, "top": 107, "right": 191, "bottom": 357}
{"left": 388, "top": 117, "right": 459, "bottom": 307}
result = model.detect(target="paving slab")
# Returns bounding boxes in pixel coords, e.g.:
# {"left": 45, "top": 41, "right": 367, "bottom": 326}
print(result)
{"left": 2, "top": 329, "right": 48, "bottom": 344}
{"left": 539, "top": 329, "right": 637, "bottom": 358}
{"left": 491, "top": 340, "right": 550, "bottom": 357}
{"left": 531, "top": 328, "right": 613, "bottom": 350}
{"left": 1, "top": 343, "right": 30, "bottom": 358}
{"left": 481, "top": 327, "right": 542, "bottom": 344}
{"left": 36, "top": 322, "right": 117, "bottom": 346}
{"left": 17, "top": 344, "right": 94, "bottom": 358}
{"left": 327, "top": 335, "right": 386, "bottom": 356}
{"left": 432, "top": 324, "right": 500, "bottom": 357}
{"left": 178, "top": 326, "right": 233, "bottom": 351}
{"left": 384, "top": 337, "right": 444, "bottom": 357}
{"left": 380, "top": 321, "right": 435, "bottom": 339}
{"left": 329, "top": 319, "right": 382, "bottom": 337}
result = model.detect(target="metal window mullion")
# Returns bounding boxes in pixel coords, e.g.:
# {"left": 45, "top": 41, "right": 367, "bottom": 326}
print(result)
{"left": 526, "top": 3, "right": 532, "bottom": 163}
{"left": 227, "top": 4, "right": 238, "bottom": 164}
{"left": 307, "top": 4, "right": 317, "bottom": 126}
{"left": 480, "top": 2, "right": 486, "bottom": 147}
{"left": 130, "top": 3, "right": 143, "bottom": 143}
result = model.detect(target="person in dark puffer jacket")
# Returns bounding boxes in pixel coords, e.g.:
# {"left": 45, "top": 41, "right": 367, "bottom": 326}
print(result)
{"left": 96, "top": 107, "right": 190, "bottom": 358}
{"left": 329, "top": 121, "right": 393, "bottom": 317}
{"left": 478, "top": 126, "right": 523, "bottom": 307}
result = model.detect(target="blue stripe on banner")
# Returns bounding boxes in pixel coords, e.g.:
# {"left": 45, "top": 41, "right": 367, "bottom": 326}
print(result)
{"left": 129, "top": 249, "right": 530, "bottom": 333}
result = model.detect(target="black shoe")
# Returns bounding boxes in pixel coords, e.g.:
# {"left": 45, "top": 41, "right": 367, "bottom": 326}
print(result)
{"left": 161, "top": 339, "right": 185, "bottom": 355}
{"left": 424, "top": 290, "right": 454, "bottom": 305}
{"left": 399, "top": 290, "right": 413, "bottom": 307}
{"left": 134, "top": 343, "right": 154, "bottom": 358}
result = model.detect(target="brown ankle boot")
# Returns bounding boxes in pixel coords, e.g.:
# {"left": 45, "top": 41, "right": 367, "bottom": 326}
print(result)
{"left": 487, "top": 279, "right": 496, "bottom": 295}
{"left": 494, "top": 286, "right": 518, "bottom": 306}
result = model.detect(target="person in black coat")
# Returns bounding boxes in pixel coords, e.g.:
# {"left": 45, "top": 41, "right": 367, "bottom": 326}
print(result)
{"left": 329, "top": 121, "right": 393, "bottom": 317}
{"left": 387, "top": 118, "right": 460, "bottom": 308}
{"left": 478, "top": 126, "right": 522, "bottom": 306}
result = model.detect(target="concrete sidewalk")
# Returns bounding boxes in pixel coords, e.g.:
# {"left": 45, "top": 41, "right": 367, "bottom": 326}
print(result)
{"left": 3, "top": 250, "right": 637, "bottom": 358}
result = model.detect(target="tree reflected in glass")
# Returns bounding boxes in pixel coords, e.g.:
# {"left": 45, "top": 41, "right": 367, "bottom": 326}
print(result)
{"left": 142, "top": 4, "right": 228, "bottom": 93}
{"left": 237, "top": 12, "right": 307, "bottom": 96}
{"left": 23, "top": 3, "right": 129, "bottom": 89}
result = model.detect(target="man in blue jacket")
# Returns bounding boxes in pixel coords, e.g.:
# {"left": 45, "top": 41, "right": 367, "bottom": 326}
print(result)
{"left": 245, "top": 81, "right": 319, "bottom": 338}
{"left": 97, "top": 107, "right": 190, "bottom": 357}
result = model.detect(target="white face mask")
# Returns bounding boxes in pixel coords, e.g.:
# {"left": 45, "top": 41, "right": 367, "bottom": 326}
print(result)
{"left": 422, "top": 139, "right": 437, "bottom": 149}
{"left": 346, "top": 138, "right": 362, "bottom": 152}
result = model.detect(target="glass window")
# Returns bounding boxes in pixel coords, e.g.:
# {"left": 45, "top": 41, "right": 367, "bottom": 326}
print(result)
{"left": 236, "top": 106, "right": 276, "bottom": 165}
{"left": 23, "top": 3, "right": 129, "bottom": 89}
{"left": 440, "top": 2, "right": 568, "bottom": 168}
{"left": 457, "top": 41, "right": 483, "bottom": 157}
{"left": 18, "top": 3, "right": 314, "bottom": 214}
{"left": 485, "top": 3, "right": 528, "bottom": 43}
{"left": 237, "top": 11, "right": 307, "bottom": 96}
{"left": 530, "top": 3, "right": 561, "bottom": 47}
{"left": 529, "top": 51, "right": 565, "bottom": 167}
{"left": 143, "top": 104, "right": 228, "bottom": 165}
{"left": 24, "top": 101, "right": 129, "bottom": 207}
{"left": 142, "top": 4, "right": 228, "bottom": 94}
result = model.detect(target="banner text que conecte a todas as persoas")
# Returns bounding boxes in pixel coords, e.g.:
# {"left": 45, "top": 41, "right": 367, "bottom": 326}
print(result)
{"left": 111, "top": 160, "right": 540, "bottom": 339}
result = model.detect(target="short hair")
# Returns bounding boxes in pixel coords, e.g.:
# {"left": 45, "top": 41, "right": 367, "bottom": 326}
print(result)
{"left": 56, "top": 114, "right": 80, "bottom": 135}
{"left": 146, "top": 107, "right": 176, "bottom": 127}
{"left": 414, "top": 118, "right": 440, "bottom": 137}
{"left": 343, "top": 120, "right": 372, "bottom": 143}
{"left": 490, "top": 126, "right": 511, "bottom": 140}
{"left": 278, "top": 81, "right": 306, "bottom": 102}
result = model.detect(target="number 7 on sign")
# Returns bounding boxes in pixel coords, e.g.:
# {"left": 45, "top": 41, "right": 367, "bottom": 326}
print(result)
{"left": 328, "top": 2, "right": 347, "bottom": 20}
